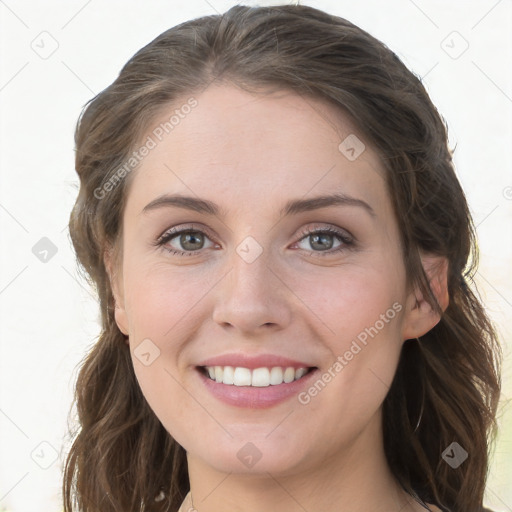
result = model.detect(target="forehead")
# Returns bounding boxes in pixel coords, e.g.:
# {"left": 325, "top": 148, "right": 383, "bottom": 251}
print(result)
{"left": 125, "top": 84, "right": 389, "bottom": 219}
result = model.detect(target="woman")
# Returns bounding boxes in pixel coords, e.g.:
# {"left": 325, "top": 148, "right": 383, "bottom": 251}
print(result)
{"left": 64, "top": 4, "right": 501, "bottom": 512}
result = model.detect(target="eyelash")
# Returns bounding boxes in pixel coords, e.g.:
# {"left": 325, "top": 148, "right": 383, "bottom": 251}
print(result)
{"left": 155, "top": 224, "right": 355, "bottom": 257}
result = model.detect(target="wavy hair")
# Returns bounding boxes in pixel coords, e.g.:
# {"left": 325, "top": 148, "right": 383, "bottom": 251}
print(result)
{"left": 64, "top": 4, "right": 501, "bottom": 512}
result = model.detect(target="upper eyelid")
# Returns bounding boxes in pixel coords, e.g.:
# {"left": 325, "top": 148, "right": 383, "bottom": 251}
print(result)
{"left": 157, "top": 223, "right": 353, "bottom": 247}
{"left": 299, "top": 224, "right": 353, "bottom": 239}
{"left": 157, "top": 222, "right": 214, "bottom": 241}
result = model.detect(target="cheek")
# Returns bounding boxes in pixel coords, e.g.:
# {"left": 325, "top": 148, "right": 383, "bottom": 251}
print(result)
{"left": 287, "top": 265, "right": 405, "bottom": 429}
{"left": 122, "top": 263, "right": 214, "bottom": 437}
{"left": 288, "top": 260, "right": 405, "bottom": 343}
{"left": 123, "top": 262, "right": 207, "bottom": 340}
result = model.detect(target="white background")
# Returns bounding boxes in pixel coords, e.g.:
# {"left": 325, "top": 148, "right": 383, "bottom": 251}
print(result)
{"left": 1, "top": 1, "right": 511, "bottom": 511}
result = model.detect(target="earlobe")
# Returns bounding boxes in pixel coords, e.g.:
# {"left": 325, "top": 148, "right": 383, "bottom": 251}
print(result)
{"left": 104, "top": 245, "right": 129, "bottom": 337}
{"left": 114, "top": 302, "right": 130, "bottom": 338}
{"left": 402, "top": 254, "right": 449, "bottom": 340}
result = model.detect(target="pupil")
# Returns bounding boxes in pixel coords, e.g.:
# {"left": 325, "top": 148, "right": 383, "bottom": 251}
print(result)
{"left": 310, "top": 233, "right": 333, "bottom": 251}
{"left": 181, "top": 232, "right": 203, "bottom": 250}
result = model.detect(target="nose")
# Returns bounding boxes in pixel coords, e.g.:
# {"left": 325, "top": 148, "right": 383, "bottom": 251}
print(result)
{"left": 211, "top": 246, "right": 293, "bottom": 335}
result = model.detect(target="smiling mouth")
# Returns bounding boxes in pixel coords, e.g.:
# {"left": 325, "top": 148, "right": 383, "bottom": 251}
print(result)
{"left": 197, "top": 365, "right": 317, "bottom": 387}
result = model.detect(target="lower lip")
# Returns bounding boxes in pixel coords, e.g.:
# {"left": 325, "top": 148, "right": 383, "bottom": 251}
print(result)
{"left": 196, "top": 368, "right": 319, "bottom": 409}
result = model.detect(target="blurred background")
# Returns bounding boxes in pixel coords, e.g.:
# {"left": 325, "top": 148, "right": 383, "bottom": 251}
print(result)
{"left": 1, "top": 0, "right": 510, "bottom": 510}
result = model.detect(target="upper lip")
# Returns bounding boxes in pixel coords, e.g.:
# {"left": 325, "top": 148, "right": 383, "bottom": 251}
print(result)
{"left": 196, "top": 353, "right": 317, "bottom": 370}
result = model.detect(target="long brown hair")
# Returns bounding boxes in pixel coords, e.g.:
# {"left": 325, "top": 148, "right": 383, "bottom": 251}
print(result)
{"left": 64, "top": 5, "right": 501, "bottom": 511}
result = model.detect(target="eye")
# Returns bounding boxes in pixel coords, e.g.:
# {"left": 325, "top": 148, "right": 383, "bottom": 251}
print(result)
{"left": 156, "top": 224, "right": 216, "bottom": 256}
{"left": 293, "top": 225, "right": 354, "bottom": 256}
{"left": 155, "top": 223, "right": 355, "bottom": 257}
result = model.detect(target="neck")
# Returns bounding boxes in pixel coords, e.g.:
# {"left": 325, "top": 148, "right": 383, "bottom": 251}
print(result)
{"left": 185, "top": 412, "right": 420, "bottom": 512}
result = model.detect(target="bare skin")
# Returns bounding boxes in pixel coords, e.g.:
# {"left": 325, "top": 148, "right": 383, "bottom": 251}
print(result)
{"left": 108, "top": 84, "right": 448, "bottom": 512}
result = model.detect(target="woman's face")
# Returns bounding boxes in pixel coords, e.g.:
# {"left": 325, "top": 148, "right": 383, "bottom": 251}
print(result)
{"left": 112, "top": 84, "right": 427, "bottom": 476}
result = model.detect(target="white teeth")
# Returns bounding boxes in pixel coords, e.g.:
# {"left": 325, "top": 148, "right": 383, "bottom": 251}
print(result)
{"left": 203, "top": 365, "right": 311, "bottom": 387}
{"left": 283, "top": 367, "right": 295, "bottom": 383}
{"left": 295, "top": 367, "right": 307, "bottom": 379}
{"left": 251, "top": 367, "right": 270, "bottom": 387}
{"left": 269, "top": 367, "right": 283, "bottom": 385}
{"left": 233, "top": 367, "right": 252, "bottom": 386}
{"left": 222, "top": 366, "right": 234, "bottom": 385}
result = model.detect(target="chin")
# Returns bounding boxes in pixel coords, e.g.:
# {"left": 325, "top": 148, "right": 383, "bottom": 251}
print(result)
{"left": 188, "top": 435, "right": 309, "bottom": 476}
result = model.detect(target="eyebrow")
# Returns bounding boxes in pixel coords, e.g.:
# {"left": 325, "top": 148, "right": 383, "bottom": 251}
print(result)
{"left": 142, "top": 193, "right": 376, "bottom": 218}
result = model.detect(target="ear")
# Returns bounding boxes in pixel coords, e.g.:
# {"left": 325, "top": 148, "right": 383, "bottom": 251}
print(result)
{"left": 104, "top": 245, "right": 129, "bottom": 338}
{"left": 401, "top": 254, "right": 449, "bottom": 340}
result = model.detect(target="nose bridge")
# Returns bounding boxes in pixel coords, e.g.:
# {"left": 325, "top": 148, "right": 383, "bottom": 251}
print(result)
{"left": 212, "top": 238, "right": 291, "bottom": 332}
{"left": 228, "top": 239, "right": 276, "bottom": 306}
{"left": 232, "top": 241, "right": 272, "bottom": 297}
